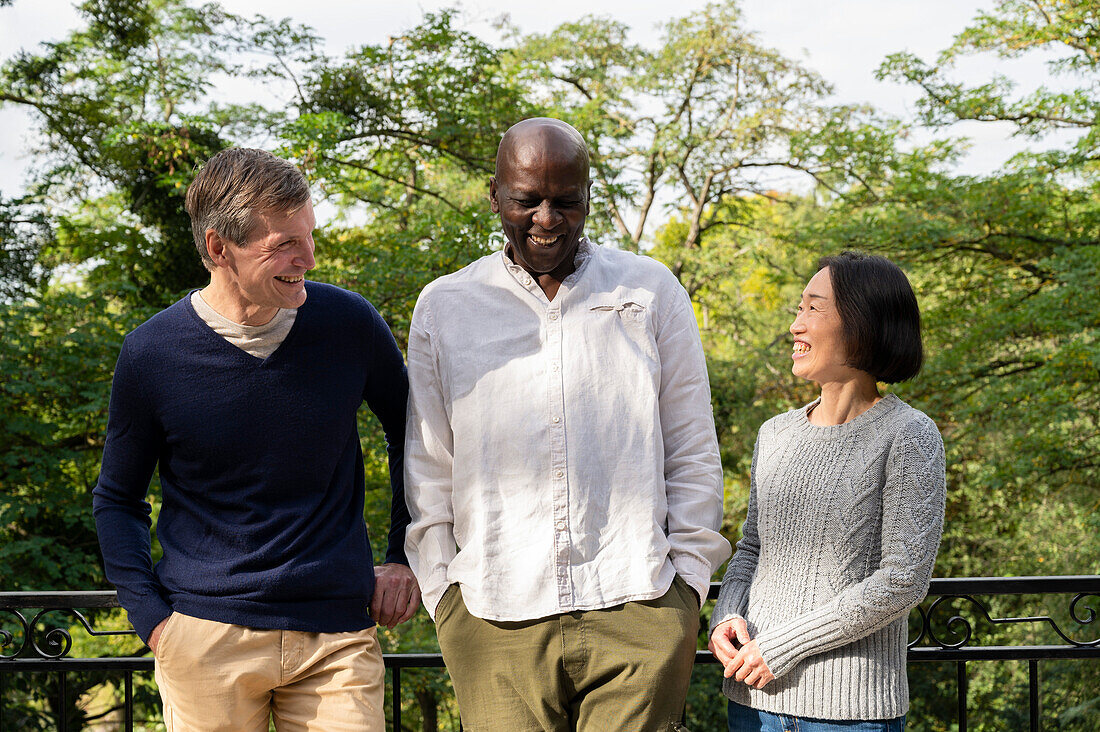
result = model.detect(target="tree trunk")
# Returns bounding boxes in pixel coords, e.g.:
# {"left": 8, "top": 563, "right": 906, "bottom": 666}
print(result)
{"left": 415, "top": 688, "right": 438, "bottom": 732}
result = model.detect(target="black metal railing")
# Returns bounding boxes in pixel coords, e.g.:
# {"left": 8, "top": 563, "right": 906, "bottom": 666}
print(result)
{"left": 2, "top": 576, "right": 1098, "bottom": 731}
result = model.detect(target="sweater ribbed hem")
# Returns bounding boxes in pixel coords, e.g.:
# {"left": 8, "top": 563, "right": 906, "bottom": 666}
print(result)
{"left": 725, "top": 621, "right": 911, "bottom": 719}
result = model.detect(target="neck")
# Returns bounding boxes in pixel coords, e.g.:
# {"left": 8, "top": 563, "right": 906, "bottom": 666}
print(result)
{"left": 535, "top": 272, "right": 566, "bottom": 300}
{"left": 200, "top": 276, "right": 278, "bottom": 326}
{"left": 506, "top": 245, "right": 576, "bottom": 301}
{"left": 811, "top": 374, "right": 882, "bottom": 426}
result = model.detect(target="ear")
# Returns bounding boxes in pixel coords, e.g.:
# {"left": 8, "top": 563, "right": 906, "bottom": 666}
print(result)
{"left": 489, "top": 177, "right": 500, "bottom": 214}
{"left": 205, "top": 229, "right": 232, "bottom": 268}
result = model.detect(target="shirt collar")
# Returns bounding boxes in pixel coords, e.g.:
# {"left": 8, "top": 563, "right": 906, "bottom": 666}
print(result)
{"left": 500, "top": 237, "right": 596, "bottom": 285}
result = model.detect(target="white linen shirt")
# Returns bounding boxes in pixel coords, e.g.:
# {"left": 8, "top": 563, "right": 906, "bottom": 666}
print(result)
{"left": 404, "top": 239, "right": 730, "bottom": 621}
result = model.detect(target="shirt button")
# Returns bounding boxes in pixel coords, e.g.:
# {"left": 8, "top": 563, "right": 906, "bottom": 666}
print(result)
{"left": 552, "top": 416, "right": 560, "bottom": 423}
{"left": 548, "top": 313, "right": 559, "bottom": 321}
{"left": 556, "top": 521, "right": 566, "bottom": 530}
{"left": 523, "top": 277, "right": 531, "bottom": 285}
{"left": 554, "top": 470, "right": 564, "bottom": 478}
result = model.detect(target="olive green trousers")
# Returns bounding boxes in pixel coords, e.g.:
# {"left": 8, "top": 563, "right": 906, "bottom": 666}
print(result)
{"left": 435, "top": 576, "right": 700, "bottom": 732}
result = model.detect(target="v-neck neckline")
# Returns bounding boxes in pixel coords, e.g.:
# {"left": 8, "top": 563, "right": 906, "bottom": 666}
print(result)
{"left": 184, "top": 289, "right": 305, "bottom": 367}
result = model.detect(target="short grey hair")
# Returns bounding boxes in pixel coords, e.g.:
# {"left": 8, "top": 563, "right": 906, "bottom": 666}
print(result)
{"left": 184, "top": 148, "right": 310, "bottom": 271}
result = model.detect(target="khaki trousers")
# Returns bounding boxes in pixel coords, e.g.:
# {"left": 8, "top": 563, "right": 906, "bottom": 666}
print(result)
{"left": 436, "top": 576, "right": 700, "bottom": 732}
{"left": 152, "top": 612, "right": 385, "bottom": 732}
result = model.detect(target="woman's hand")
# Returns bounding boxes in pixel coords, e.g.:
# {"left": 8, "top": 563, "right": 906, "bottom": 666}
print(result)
{"left": 725, "top": 636, "right": 775, "bottom": 689}
{"left": 708, "top": 617, "right": 750, "bottom": 668}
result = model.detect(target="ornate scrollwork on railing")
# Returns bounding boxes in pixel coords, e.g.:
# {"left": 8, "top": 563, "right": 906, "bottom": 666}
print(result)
{"left": 1071, "top": 593, "right": 1097, "bottom": 628}
{"left": 908, "top": 592, "right": 1100, "bottom": 649}
{"left": 0, "top": 607, "right": 136, "bottom": 660}
{"left": 1, "top": 609, "right": 31, "bottom": 659}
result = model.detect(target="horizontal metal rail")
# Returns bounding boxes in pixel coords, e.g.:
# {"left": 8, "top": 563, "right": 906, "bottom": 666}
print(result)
{"left": 3, "top": 576, "right": 1097, "bottom": 731}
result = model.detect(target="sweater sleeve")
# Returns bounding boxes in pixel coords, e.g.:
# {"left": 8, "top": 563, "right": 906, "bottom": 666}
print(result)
{"left": 710, "top": 435, "right": 761, "bottom": 632}
{"left": 754, "top": 415, "right": 946, "bottom": 679}
{"left": 91, "top": 345, "right": 172, "bottom": 644}
{"left": 361, "top": 302, "right": 411, "bottom": 566}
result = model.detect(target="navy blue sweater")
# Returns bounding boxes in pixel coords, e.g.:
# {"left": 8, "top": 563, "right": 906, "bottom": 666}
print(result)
{"left": 92, "top": 282, "right": 410, "bottom": 642}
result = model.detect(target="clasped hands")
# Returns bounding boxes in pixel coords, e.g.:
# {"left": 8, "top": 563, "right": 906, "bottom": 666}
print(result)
{"left": 708, "top": 617, "right": 775, "bottom": 689}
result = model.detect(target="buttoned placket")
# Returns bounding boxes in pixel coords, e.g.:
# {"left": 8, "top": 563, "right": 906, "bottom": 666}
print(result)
{"left": 545, "top": 298, "right": 571, "bottom": 609}
{"left": 502, "top": 246, "right": 593, "bottom": 612}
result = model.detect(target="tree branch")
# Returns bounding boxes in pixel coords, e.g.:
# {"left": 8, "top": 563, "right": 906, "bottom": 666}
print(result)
{"left": 323, "top": 155, "right": 464, "bottom": 212}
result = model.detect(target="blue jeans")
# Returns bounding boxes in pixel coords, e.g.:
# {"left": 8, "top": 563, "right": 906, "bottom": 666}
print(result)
{"left": 728, "top": 701, "right": 905, "bottom": 732}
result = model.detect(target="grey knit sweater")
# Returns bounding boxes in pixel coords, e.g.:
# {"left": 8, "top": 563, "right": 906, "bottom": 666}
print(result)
{"left": 711, "top": 393, "right": 946, "bottom": 720}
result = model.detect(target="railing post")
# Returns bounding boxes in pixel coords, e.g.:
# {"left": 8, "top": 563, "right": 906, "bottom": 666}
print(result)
{"left": 1029, "top": 660, "right": 1041, "bottom": 732}
{"left": 393, "top": 666, "right": 401, "bottom": 731}
{"left": 125, "top": 670, "right": 134, "bottom": 732}
{"left": 957, "top": 660, "right": 967, "bottom": 732}
{"left": 58, "top": 670, "right": 68, "bottom": 732}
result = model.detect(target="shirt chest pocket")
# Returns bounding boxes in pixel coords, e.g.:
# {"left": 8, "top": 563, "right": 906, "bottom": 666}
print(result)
{"left": 586, "top": 300, "right": 658, "bottom": 364}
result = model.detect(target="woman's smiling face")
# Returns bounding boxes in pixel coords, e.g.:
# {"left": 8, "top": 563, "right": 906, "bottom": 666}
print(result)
{"left": 789, "top": 266, "right": 861, "bottom": 384}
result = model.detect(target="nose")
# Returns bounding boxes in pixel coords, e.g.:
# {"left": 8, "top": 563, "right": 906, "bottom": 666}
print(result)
{"left": 296, "top": 236, "right": 316, "bottom": 271}
{"left": 790, "top": 311, "right": 805, "bottom": 335}
{"left": 532, "top": 200, "right": 560, "bottom": 231}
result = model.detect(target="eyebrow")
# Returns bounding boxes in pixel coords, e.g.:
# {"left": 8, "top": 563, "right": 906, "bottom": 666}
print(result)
{"left": 804, "top": 293, "right": 828, "bottom": 301}
{"left": 508, "top": 186, "right": 584, "bottom": 198}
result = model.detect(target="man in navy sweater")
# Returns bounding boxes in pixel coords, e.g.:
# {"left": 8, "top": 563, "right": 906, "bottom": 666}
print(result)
{"left": 92, "top": 148, "right": 418, "bottom": 731}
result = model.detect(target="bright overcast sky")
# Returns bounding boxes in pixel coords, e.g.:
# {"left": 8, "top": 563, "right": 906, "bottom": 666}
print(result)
{"left": 0, "top": 0, "right": 1071, "bottom": 198}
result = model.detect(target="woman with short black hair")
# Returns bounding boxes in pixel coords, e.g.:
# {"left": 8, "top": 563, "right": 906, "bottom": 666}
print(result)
{"left": 709, "top": 251, "right": 946, "bottom": 731}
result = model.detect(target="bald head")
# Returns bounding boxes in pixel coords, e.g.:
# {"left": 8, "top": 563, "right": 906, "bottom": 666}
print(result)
{"left": 495, "top": 118, "right": 590, "bottom": 180}
{"left": 489, "top": 118, "right": 593, "bottom": 292}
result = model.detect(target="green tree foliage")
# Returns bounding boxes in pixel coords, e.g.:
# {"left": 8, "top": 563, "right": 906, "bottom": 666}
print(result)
{"left": 510, "top": 0, "right": 835, "bottom": 268}
{"left": 0, "top": 0, "right": 318, "bottom": 307}
{"left": 0, "top": 195, "right": 51, "bottom": 299}
{"left": 881, "top": 0, "right": 1099, "bottom": 170}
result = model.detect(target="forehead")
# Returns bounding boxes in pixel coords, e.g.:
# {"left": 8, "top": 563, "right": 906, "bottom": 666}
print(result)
{"left": 802, "top": 267, "right": 833, "bottom": 298}
{"left": 250, "top": 201, "right": 316, "bottom": 241}
{"left": 497, "top": 135, "right": 589, "bottom": 195}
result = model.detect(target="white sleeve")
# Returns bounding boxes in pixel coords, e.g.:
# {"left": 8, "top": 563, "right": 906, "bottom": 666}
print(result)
{"left": 402, "top": 296, "right": 458, "bottom": 620}
{"left": 657, "top": 285, "right": 731, "bottom": 605}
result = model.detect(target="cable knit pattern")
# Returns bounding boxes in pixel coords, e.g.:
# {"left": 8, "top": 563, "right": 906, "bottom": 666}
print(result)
{"left": 710, "top": 394, "right": 946, "bottom": 720}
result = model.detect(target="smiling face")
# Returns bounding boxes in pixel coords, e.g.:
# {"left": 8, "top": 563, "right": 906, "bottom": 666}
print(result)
{"left": 789, "top": 266, "right": 863, "bottom": 385}
{"left": 212, "top": 200, "right": 317, "bottom": 324}
{"left": 490, "top": 121, "right": 591, "bottom": 284}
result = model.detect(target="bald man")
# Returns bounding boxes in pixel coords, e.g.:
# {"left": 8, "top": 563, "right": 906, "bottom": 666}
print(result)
{"left": 404, "top": 118, "right": 730, "bottom": 730}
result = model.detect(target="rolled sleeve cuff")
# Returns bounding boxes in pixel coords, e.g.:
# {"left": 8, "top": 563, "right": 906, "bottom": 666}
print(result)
{"left": 670, "top": 554, "right": 713, "bottom": 610}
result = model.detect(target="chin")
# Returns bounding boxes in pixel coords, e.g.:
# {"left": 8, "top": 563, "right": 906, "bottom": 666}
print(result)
{"left": 792, "top": 366, "right": 816, "bottom": 383}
